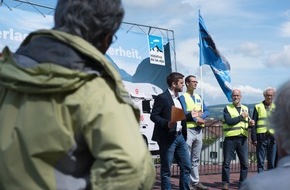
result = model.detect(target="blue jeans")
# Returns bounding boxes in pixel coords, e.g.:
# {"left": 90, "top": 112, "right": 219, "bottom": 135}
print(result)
{"left": 256, "top": 135, "right": 277, "bottom": 173}
{"left": 159, "top": 134, "right": 191, "bottom": 190}
{"left": 186, "top": 128, "right": 202, "bottom": 185}
{"left": 222, "top": 136, "right": 248, "bottom": 185}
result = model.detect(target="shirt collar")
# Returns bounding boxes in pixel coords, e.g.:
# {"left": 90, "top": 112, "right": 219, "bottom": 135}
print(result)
{"left": 168, "top": 88, "right": 178, "bottom": 98}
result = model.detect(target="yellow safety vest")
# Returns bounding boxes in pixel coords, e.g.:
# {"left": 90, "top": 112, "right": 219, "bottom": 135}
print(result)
{"left": 183, "top": 92, "right": 204, "bottom": 128}
{"left": 255, "top": 102, "right": 275, "bottom": 134}
{"left": 223, "top": 104, "right": 249, "bottom": 137}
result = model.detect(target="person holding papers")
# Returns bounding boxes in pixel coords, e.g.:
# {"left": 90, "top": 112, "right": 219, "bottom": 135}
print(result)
{"left": 150, "top": 72, "right": 191, "bottom": 190}
{"left": 179, "top": 75, "right": 210, "bottom": 190}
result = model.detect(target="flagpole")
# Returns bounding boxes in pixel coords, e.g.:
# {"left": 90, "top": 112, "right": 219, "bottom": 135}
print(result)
{"left": 198, "top": 10, "right": 204, "bottom": 112}
{"left": 200, "top": 63, "right": 204, "bottom": 112}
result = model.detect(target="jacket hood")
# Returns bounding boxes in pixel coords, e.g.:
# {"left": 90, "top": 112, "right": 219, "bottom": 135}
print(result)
{"left": 0, "top": 30, "right": 105, "bottom": 94}
{"left": 15, "top": 35, "right": 97, "bottom": 72}
{"left": 0, "top": 47, "right": 96, "bottom": 94}
{"left": 0, "top": 29, "right": 131, "bottom": 106}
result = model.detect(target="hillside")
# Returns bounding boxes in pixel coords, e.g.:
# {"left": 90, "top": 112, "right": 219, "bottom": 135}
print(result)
{"left": 207, "top": 104, "right": 255, "bottom": 120}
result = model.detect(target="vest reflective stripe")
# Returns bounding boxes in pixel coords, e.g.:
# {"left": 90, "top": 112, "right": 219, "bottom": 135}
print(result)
{"left": 183, "top": 93, "right": 203, "bottom": 128}
{"left": 223, "top": 104, "right": 249, "bottom": 137}
{"left": 255, "top": 102, "right": 275, "bottom": 134}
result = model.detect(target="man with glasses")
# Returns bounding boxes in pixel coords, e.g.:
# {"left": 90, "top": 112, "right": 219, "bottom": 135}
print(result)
{"left": 179, "top": 75, "right": 209, "bottom": 190}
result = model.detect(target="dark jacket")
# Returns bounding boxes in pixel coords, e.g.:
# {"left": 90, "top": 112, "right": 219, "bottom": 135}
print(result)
{"left": 150, "top": 89, "right": 187, "bottom": 143}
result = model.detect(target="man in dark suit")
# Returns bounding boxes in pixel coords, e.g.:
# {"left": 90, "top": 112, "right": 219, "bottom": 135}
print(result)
{"left": 151, "top": 72, "right": 191, "bottom": 190}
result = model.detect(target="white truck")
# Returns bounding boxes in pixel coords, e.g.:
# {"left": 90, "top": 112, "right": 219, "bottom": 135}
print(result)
{"left": 123, "top": 81, "right": 163, "bottom": 155}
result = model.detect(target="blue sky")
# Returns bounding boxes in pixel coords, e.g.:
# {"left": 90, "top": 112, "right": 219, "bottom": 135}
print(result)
{"left": 1, "top": 0, "right": 290, "bottom": 105}
{"left": 123, "top": 0, "right": 290, "bottom": 105}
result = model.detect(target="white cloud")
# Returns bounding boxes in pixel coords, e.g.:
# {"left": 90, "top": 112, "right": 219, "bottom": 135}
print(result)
{"left": 122, "top": 0, "right": 196, "bottom": 28}
{"left": 235, "top": 42, "right": 262, "bottom": 57}
{"left": 123, "top": 0, "right": 166, "bottom": 9}
{"left": 281, "top": 21, "right": 290, "bottom": 37}
{"left": 160, "top": 18, "right": 185, "bottom": 31}
{"left": 190, "top": 80, "right": 264, "bottom": 105}
{"left": 223, "top": 50, "right": 264, "bottom": 71}
{"left": 228, "top": 84, "right": 263, "bottom": 105}
{"left": 202, "top": 81, "right": 224, "bottom": 98}
{"left": 182, "top": 0, "right": 236, "bottom": 14}
{"left": 266, "top": 45, "right": 290, "bottom": 67}
{"left": 181, "top": 0, "right": 257, "bottom": 20}
{"left": 175, "top": 38, "right": 199, "bottom": 76}
{"left": 233, "top": 85, "right": 262, "bottom": 96}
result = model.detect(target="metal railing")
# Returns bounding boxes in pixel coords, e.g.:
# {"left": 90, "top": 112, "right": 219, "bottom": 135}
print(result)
{"left": 199, "top": 123, "right": 257, "bottom": 175}
{"left": 154, "top": 121, "right": 259, "bottom": 175}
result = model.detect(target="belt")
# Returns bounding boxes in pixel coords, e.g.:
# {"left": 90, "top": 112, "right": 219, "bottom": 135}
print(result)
{"left": 257, "top": 132, "right": 274, "bottom": 140}
{"left": 175, "top": 130, "right": 182, "bottom": 136}
{"left": 225, "top": 135, "right": 247, "bottom": 139}
{"left": 188, "top": 126, "right": 202, "bottom": 131}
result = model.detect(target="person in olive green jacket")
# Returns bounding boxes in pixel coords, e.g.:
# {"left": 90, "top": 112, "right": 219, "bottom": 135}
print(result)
{"left": 0, "top": 0, "right": 155, "bottom": 189}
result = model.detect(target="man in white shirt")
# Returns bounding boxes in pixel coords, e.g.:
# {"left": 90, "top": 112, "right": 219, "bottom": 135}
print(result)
{"left": 151, "top": 72, "right": 191, "bottom": 190}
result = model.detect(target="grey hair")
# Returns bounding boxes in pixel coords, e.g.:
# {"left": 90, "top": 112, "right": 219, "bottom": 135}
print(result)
{"left": 268, "top": 80, "right": 290, "bottom": 154}
{"left": 263, "top": 86, "right": 276, "bottom": 96}
{"left": 53, "top": 0, "right": 124, "bottom": 47}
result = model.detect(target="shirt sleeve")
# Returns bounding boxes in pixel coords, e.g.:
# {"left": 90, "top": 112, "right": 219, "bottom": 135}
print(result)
{"left": 150, "top": 94, "right": 170, "bottom": 128}
{"left": 223, "top": 106, "right": 243, "bottom": 126}
{"left": 201, "top": 101, "right": 210, "bottom": 119}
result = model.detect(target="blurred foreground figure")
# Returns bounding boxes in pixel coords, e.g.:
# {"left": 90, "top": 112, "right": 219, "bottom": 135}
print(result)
{"left": 0, "top": 0, "right": 155, "bottom": 189}
{"left": 240, "top": 80, "right": 290, "bottom": 190}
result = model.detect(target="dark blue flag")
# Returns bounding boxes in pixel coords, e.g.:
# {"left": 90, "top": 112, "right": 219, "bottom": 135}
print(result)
{"left": 199, "top": 12, "right": 232, "bottom": 102}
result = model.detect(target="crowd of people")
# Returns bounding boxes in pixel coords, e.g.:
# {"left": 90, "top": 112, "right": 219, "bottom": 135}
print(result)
{"left": 0, "top": 0, "right": 289, "bottom": 190}
{"left": 151, "top": 71, "right": 289, "bottom": 190}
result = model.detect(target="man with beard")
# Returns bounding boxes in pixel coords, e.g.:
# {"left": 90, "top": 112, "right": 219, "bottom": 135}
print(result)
{"left": 151, "top": 72, "right": 191, "bottom": 190}
{"left": 221, "top": 89, "right": 255, "bottom": 190}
